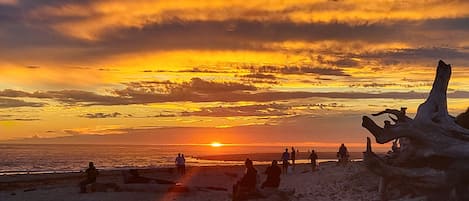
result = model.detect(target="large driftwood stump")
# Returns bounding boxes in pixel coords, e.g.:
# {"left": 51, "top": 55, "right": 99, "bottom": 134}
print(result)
{"left": 362, "top": 60, "right": 469, "bottom": 200}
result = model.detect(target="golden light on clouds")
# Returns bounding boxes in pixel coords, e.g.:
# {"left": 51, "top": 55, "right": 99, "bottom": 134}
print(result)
{"left": 1, "top": 0, "right": 469, "bottom": 145}
{"left": 27, "top": 0, "right": 469, "bottom": 40}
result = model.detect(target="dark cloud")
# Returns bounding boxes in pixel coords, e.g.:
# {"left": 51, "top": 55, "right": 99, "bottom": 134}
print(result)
{"left": 0, "top": 115, "right": 41, "bottom": 121}
{"left": 89, "top": 18, "right": 469, "bottom": 56}
{"left": 2, "top": 7, "right": 469, "bottom": 64}
{"left": 355, "top": 47, "right": 469, "bottom": 67}
{"left": 0, "top": 89, "right": 132, "bottom": 105}
{"left": 450, "top": 91, "right": 469, "bottom": 98}
{"left": 114, "top": 78, "right": 258, "bottom": 101}
{"left": 0, "top": 97, "right": 45, "bottom": 108}
{"left": 25, "top": 65, "right": 40, "bottom": 69}
{"left": 237, "top": 73, "right": 279, "bottom": 85}
{"left": 63, "top": 129, "right": 82, "bottom": 136}
{"left": 348, "top": 82, "right": 432, "bottom": 88}
{"left": 248, "top": 66, "right": 350, "bottom": 76}
{"left": 320, "top": 58, "right": 360, "bottom": 68}
{"left": 1, "top": 79, "right": 468, "bottom": 106}
{"left": 240, "top": 73, "right": 277, "bottom": 80}
{"left": 9, "top": 118, "right": 41, "bottom": 121}
{"left": 147, "top": 113, "right": 177, "bottom": 118}
{"left": 80, "top": 112, "right": 122, "bottom": 119}
{"left": 181, "top": 103, "right": 290, "bottom": 117}
{"left": 143, "top": 68, "right": 234, "bottom": 74}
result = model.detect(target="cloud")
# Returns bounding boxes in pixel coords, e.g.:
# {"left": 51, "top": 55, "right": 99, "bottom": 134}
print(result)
{"left": 2, "top": 78, "right": 469, "bottom": 107}
{"left": 356, "top": 47, "right": 469, "bottom": 67}
{"left": 2, "top": 10, "right": 469, "bottom": 65}
{"left": 18, "top": 1, "right": 469, "bottom": 41}
{"left": 250, "top": 66, "right": 350, "bottom": 76}
{"left": 0, "top": 97, "right": 45, "bottom": 108}
{"left": 147, "top": 113, "right": 177, "bottom": 118}
{"left": 80, "top": 112, "right": 122, "bottom": 119}
{"left": 0, "top": 118, "right": 41, "bottom": 121}
{"left": 0, "top": 116, "right": 41, "bottom": 121}
{"left": 0, "top": 114, "right": 40, "bottom": 121}
{"left": 181, "top": 103, "right": 290, "bottom": 117}
{"left": 240, "top": 73, "right": 277, "bottom": 80}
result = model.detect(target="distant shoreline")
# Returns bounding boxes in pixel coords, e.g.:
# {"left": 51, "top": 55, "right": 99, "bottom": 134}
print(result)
{"left": 196, "top": 151, "right": 367, "bottom": 161}
{"left": 0, "top": 152, "right": 371, "bottom": 176}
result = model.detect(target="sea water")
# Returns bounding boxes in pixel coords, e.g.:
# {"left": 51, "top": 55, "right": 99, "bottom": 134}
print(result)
{"left": 0, "top": 144, "right": 346, "bottom": 175}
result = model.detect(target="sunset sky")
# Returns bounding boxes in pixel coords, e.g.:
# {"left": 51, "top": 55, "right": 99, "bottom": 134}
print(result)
{"left": 1, "top": 0, "right": 469, "bottom": 148}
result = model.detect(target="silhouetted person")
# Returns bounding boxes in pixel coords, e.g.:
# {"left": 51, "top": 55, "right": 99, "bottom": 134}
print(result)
{"left": 309, "top": 150, "right": 318, "bottom": 171}
{"left": 80, "top": 162, "right": 99, "bottom": 193}
{"left": 181, "top": 154, "right": 186, "bottom": 175}
{"left": 233, "top": 159, "right": 258, "bottom": 200}
{"left": 123, "top": 169, "right": 175, "bottom": 184}
{"left": 262, "top": 160, "right": 281, "bottom": 188}
{"left": 337, "top": 144, "right": 349, "bottom": 165}
{"left": 456, "top": 107, "right": 469, "bottom": 129}
{"left": 281, "top": 148, "right": 290, "bottom": 174}
{"left": 175, "top": 153, "right": 185, "bottom": 175}
{"left": 291, "top": 147, "right": 296, "bottom": 170}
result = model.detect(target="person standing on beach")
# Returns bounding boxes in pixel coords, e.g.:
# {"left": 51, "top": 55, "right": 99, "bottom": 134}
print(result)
{"left": 281, "top": 148, "right": 290, "bottom": 174}
{"left": 181, "top": 154, "right": 186, "bottom": 175}
{"left": 291, "top": 147, "right": 296, "bottom": 170}
{"left": 309, "top": 150, "right": 318, "bottom": 171}
{"left": 79, "top": 162, "right": 99, "bottom": 193}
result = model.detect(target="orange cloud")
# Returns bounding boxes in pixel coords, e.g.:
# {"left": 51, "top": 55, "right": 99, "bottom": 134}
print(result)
{"left": 26, "top": 0, "right": 469, "bottom": 40}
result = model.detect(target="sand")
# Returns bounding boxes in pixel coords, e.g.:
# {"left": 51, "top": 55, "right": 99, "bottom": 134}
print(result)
{"left": 0, "top": 162, "right": 382, "bottom": 201}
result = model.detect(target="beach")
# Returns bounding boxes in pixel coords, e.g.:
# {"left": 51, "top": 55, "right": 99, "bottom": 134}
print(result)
{"left": 0, "top": 161, "right": 382, "bottom": 201}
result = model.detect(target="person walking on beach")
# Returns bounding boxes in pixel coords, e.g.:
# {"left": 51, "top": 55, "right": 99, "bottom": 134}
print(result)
{"left": 309, "top": 150, "right": 318, "bottom": 171}
{"left": 262, "top": 160, "right": 281, "bottom": 188}
{"left": 79, "top": 162, "right": 99, "bottom": 193}
{"left": 281, "top": 148, "right": 290, "bottom": 174}
{"left": 291, "top": 147, "right": 296, "bottom": 170}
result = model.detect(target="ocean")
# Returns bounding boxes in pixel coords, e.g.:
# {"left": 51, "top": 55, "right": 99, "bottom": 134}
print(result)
{"left": 0, "top": 144, "right": 356, "bottom": 175}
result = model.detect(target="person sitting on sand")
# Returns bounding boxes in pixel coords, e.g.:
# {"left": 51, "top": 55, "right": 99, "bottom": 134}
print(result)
{"left": 79, "top": 162, "right": 99, "bottom": 193}
{"left": 233, "top": 159, "right": 258, "bottom": 199}
{"left": 261, "top": 160, "right": 281, "bottom": 188}
{"left": 337, "top": 144, "right": 349, "bottom": 165}
{"left": 309, "top": 150, "right": 318, "bottom": 171}
{"left": 281, "top": 148, "right": 290, "bottom": 174}
{"left": 123, "top": 169, "right": 175, "bottom": 184}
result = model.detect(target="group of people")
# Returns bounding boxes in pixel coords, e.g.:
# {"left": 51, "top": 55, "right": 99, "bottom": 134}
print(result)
{"left": 175, "top": 153, "right": 186, "bottom": 175}
{"left": 280, "top": 147, "right": 299, "bottom": 174}
{"left": 337, "top": 143, "right": 350, "bottom": 166}
{"left": 232, "top": 159, "right": 282, "bottom": 200}
{"left": 78, "top": 144, "right": 348, "bottom": 194}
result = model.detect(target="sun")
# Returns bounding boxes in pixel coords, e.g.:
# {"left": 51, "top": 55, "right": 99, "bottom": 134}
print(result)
{"left": 210, "top": 142, "right": 223, "bottom": 147}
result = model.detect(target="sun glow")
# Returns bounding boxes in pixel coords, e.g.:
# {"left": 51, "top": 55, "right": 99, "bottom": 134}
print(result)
{"left": 210, "top": 142, "right": 223, "bottom": 147}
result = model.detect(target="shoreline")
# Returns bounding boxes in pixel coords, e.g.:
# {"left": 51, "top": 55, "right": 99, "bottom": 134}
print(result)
{"left": 0, "top": 151, "right": 368, "bottom": 176}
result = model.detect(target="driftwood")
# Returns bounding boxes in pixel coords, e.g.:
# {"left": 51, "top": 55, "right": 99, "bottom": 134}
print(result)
{"left": 362, "top": 60, "right": 469, "bottom": 200}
